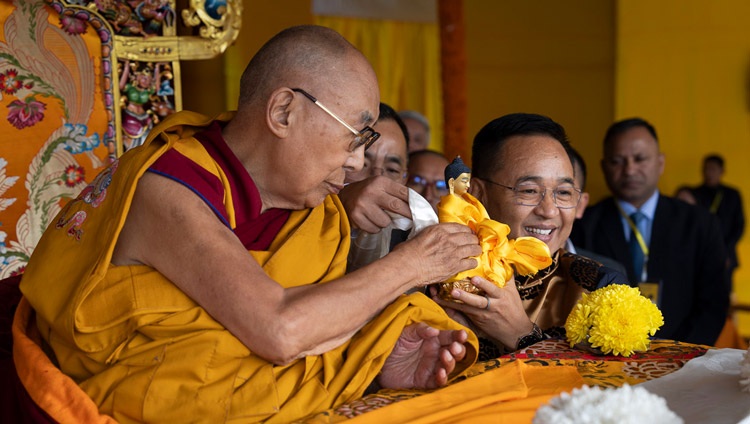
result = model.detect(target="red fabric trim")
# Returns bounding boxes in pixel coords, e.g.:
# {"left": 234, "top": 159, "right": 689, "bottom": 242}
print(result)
{"left": 233, "top": 209, "right": 291, "bottom": 251}
{"left": 150, "top": 121, "right": 290, "bottom": 251}
{"left": 193, "top": 122, "right": 290, "bottom": 251}
{"left": 193, "top": 122, "right": 258, "bottom": 223}
{"left": 149, "top": 148, "right": 230, "bottom": 226}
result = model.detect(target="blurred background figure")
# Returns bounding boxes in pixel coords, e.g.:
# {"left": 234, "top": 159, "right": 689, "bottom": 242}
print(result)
{"left": 342, "top": 102, "right": 411, "bottom": 271}
{"left": 346, "top": 102, "right": 409, "bottom": 184}
{"left": 674, "top": 185, "right": 697, "bottom": 205}
{"left": 567, "top": 146, "right": 627, "bottom": 277}
{"left": 398, "top": 110, "right": 431, "bottom": 152}
{"left": 692, "top": 154, "right": 745, "bottom": 291}
{"left": 406, "top": 149, "right": 449, "bottom": 212}
{"left": 572, "top": 117, "right": 728, "bottom": 345}
{"left": 691, "top": 154, "right": 747, "bottom": 349}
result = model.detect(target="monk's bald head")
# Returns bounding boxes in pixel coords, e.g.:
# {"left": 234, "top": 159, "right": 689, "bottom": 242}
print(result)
{"left": 223, "top": 25, "right": 380, "bottom": 212}
{"left": 239, "top": 25, "right": 368, "bottom": 108}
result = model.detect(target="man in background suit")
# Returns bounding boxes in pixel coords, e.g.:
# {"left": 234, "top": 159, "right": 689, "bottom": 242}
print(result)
{"left": 571, "top": 117, "right": 729, "bottom": 346}
{"left": 692, "top": 154, "right": 745, "bottom": 287}
{"left": 566, "top": 146, "right": 627, "bottom": 277}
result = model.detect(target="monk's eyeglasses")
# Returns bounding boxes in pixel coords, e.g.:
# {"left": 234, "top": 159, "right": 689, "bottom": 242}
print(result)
{"left": 292, "top": 88, "right": 380, "bottom": 151}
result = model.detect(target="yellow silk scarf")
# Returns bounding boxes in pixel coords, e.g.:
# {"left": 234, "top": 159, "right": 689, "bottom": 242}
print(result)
{"left": 437, "top": 192, "right": 552, "bottom": 287}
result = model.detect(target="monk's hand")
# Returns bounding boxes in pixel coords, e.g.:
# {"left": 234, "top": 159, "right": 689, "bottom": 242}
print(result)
{"left": 338, "top": 176, "right": 411, "bottom": 234}
{"left": 394, "top": 223, "right": 481, "bottom": 286}
{"left": 433, "top": 275, "right": 533, "bottom": 350}
{"left": 377, "top": 323, "right": 468, "bottom": 390}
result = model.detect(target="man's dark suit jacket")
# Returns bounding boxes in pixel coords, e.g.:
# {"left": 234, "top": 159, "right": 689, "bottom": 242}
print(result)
{"left": 574, "top": 246, "right": 628, "bottom": 281}
{"left": 570, "top": 194, "right": 730, "bottom": 346}
{"left": 692, "top": 183, "right": 745, "bottom": 270}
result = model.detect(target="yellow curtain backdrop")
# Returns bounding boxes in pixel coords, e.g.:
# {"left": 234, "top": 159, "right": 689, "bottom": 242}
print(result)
{"left": 314, "top": 15, "right": 444, "bottom": 152}
{"left": 615, "top": 0, "right": 750, "bottom": 338}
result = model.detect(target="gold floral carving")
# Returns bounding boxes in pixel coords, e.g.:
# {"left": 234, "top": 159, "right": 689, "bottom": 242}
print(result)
{"left": 114, "top": 0, "right": 242, "bottom": 61}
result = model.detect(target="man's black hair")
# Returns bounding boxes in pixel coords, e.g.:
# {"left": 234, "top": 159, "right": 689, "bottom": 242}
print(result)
{"left": 603, "top": 117, "right": 658, "bottom": 149}
{"left": 703, "top": 153, "right": 725, "bottom": 170}
{"left": 569, "top": 146, "right": 587, "bottom": 190}
{"left": 379, "top": 102, "right": 410, "bottom": 151}
{"left": 471, "top": 113, "right": 573, "bottom": 179}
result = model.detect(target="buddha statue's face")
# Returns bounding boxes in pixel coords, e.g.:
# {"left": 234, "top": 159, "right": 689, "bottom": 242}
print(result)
{"left": 451, "top": 172, "right": 471, "bottom": 195}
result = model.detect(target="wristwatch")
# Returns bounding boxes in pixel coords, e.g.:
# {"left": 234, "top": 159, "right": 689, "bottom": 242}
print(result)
{"left": 516, "top": 323, "right": 544, "bottom": 350}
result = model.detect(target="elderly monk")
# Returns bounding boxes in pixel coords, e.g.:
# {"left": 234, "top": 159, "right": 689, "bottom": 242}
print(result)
{"left": 15, "top": 25, "right": 481, "bottom": 423}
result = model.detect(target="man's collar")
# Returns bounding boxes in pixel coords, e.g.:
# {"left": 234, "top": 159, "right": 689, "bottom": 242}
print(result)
{"left": 617, "top": 190, "right": 659, "bottom": 220}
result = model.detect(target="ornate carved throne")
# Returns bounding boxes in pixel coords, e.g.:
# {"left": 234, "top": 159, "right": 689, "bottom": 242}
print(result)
{"left": 0, "top": 0, "right": 241, "bottom": 277}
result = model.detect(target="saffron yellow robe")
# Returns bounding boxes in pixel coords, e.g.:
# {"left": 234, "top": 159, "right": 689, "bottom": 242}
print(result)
{"left": 16, "top": 111, "right": 478, "bottom": 423}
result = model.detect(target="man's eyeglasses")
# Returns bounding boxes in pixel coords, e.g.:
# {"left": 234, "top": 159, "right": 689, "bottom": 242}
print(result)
{"left": 364, "top": 163, "right": 407, "bottom": 181}
{"left": 292, "top": 88, "right": 380, "bottom": 151}
{"left": 407, "top": 175, "right": 449, "bottom": 194}
{"left": 481, "top": 179, "right": 581, "bottom": 209}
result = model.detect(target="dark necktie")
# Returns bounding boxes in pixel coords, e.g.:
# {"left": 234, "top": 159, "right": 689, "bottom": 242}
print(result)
{"left": 628, "top": 211, "right": 646, "bottom": 280}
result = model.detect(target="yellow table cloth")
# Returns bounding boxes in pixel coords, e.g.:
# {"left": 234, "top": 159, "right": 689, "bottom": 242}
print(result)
{"left": 305, "top": 338, "right": 709, "bottom": 423}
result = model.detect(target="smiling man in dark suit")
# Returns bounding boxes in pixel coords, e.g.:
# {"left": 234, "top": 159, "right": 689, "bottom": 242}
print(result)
{"left": 571, "top": 117, "right": 729, "bottom": 346}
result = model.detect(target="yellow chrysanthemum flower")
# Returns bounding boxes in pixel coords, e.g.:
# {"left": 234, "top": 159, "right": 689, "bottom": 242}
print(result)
{"left": 565, "top": 285, "right": 664, "bottom": 357}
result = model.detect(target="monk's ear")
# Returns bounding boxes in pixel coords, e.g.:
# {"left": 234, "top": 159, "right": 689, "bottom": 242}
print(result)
{"left": 266, "top": 88, "right": 295, "bottom": 138}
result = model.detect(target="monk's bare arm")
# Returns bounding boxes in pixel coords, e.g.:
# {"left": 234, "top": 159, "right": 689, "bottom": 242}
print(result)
{"left": 112, "top": 173, "right": 480, "bottom": 365}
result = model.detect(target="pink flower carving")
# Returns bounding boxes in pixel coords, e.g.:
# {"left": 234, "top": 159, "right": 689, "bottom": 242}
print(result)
{"left": 7, "top": 97, "right": 46, "bottom": 129}
{"left": 60, "top": 13, "right": 88, "bottom": 35}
